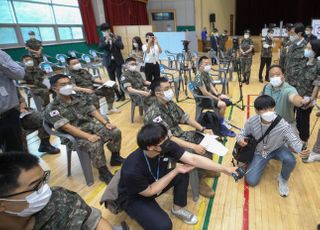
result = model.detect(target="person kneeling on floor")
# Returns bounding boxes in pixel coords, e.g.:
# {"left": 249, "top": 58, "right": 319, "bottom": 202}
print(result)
{"left": 118, "top": 123, "right": 237, "bottom": 230}
{"left": 236, "top": 95, "right": 310, "bottom": 197}
{"left": 0, "top": 152, "right": 129, "bottom": 230}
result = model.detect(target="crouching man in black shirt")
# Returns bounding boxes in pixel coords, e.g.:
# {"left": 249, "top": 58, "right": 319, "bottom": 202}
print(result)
{"left": 118, "top": 123, "right": 237, "bottom": 230}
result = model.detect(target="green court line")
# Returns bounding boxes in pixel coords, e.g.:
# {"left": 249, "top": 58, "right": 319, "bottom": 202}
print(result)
{"left": 202, "top": 105, "right": 234, "bottom": 230}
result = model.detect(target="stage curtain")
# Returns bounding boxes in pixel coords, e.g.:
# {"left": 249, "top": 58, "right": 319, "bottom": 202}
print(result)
{"left": 103, "top": 0, "right": 148, "bottom": 26}
{"left": 78, "top": 0, "right": 99, "bottom": 44}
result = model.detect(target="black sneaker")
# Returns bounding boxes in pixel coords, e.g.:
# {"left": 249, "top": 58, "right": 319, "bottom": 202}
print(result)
{"left": 38, "top": 144, "right": 60, "bottom": 154}
{"left": 110, "top": 155, "right": 125, "bottom": 166}
{"left": 98, "top": 167, "right": 113, "bottom": 184}
{"left": 259, "top": 79, "right": 263, "bottom": 83}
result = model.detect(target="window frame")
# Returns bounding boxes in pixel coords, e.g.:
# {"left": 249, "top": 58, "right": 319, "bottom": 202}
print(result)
{"left": 0, "top": 0, "right": 85, "bottom": 49}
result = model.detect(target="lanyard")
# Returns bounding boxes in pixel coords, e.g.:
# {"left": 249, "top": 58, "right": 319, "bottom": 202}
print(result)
{"left": 143, "top": 152, "right": 160, "bottom": 182}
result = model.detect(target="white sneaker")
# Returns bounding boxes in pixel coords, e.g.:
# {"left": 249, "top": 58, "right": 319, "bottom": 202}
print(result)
{"left": 303, "top": 151, "right": 320, "bottom": 163}
{"left": 278, "top": 174, "right": 289, "bottom": 197}
{"left": 108, "top": 108, "right": 121, "bottom": 114}
{"left": 171, "top": 208, "right": 198, "bottom": 225}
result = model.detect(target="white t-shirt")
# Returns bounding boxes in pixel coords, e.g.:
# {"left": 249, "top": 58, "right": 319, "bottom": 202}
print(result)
{"left": 142, "top": 44, "right": 160, "bottom": 64}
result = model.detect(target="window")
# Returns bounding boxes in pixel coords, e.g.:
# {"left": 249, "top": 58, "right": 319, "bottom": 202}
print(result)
{"left": 0, "top": 0, "right": 84, "bottom": 48}
{"left": 0, "top": 27, "right": 18, "bottom": 45}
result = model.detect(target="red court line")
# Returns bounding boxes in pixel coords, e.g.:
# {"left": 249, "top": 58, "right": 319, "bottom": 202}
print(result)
{"left": 243, "top": 94, "right": 251, "bottom": 230}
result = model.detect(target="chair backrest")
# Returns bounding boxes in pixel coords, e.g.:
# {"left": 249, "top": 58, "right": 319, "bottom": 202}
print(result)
{"left": 39, "top": 62, "right": 53, "bottom": 74}
{"left": 56, "top": 54, "right": 67, "bottom": 64}
{"left": 68, "top": 50, "right": 77, "bottom": 58}
{"left": 81, "top": 54, "right": 91, "bottom": 64}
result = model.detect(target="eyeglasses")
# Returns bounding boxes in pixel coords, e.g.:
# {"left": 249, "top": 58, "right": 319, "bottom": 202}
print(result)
{"left": 0, "top": 170, "right": 51, "bottom": 199}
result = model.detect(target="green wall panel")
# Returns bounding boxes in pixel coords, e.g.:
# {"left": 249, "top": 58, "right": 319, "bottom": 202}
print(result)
{"left": 177, "top": 26, "right": 196, "bottom": 32}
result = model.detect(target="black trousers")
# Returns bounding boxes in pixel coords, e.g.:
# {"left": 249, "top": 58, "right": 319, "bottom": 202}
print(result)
{"left": 296, "top": 107, "right": 313, "bottom": 142}
{"left": 145, "top": 62, "right": 160, "bottom": 83}
{"left": 125, "top": 173, "right": 189, "bottom": 230}
{"left": 258, "top": 57, "right": 272, "bottom": 80}
{"left": 0, "top": 108, "right": 24, "bottom": 152}
{"left": 106, "top": 60, "right": 124, "bottom": 97}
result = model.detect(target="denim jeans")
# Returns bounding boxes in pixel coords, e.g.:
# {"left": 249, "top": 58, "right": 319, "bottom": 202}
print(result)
{"left": 245, "top": 145, "right": 296, "bottom": 187}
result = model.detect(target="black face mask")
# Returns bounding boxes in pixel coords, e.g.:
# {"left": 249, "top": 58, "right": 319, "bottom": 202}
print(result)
{"left": 146, "top": 38, "right": 149, "bottom": 43}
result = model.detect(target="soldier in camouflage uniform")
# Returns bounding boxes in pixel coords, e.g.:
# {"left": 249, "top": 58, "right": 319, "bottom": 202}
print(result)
{"left": 144, "top": 78, "right": 219, "bottom": 198}
{"left": 17, "top": 90, "right": 60, "bottom": 154}
{"left": 120, "top": 57, "right": 155, "bottom": 111}
{"left": 0, "top": 152, "right": 129, "bottom": 230}
{"left": 259, "top": 29, "right": 274, "bottom": 82}
{"left": 240, "top": 30, "right": 254, "bottom": 84}
{"left": 22, "top": 55, "right": 50, "bottom": 108}
{"left": 67, "top": 57, "right": 121, "bottom": 114}
{"left": 295, "top": 40, "right": 320, "bottom": 143}
{"left": 285, "top": 23, "right": 308, "bottom": 88}
{"left": 44, "top": 74, "right": 125, "bottom": 184}
{"left": 279, "top": 23, "right": 294, "bottom": 71}
{"left": 25, "top": 31, "right": 43, "bottom": 66}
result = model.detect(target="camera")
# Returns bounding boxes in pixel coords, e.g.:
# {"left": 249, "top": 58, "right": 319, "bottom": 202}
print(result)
{"left": 232, "top": 36, "right": 239, "bottom": 50}
{"left": 181, "top": 40, "right": 191, "bottom": 52}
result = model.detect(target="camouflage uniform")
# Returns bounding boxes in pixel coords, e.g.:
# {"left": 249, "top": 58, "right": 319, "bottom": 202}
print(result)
{"left": 259, "top": 35, "right": 273, "bottom": 81}
{"left": 194, "top": 71, "right": 218, "bottom": 107}
{"left": 69, "top": 68, "right": 117, "bottom": 109}
{"left": 120, "top": 70, "right": 155, "bottom": 110}
{"left": 144, "top": 100, "right": 212, "bottom": 178}
{"left": 34, "top": 187, "right": 101, "bottom": 229}
{"left": 285, "top": 39, "right": 307, "bottom": 87}
{"left": 295, "top": 59, "right": 320, "bottom": 141}
{"left": 25, "top": 38, "right": 43, "bottom": 66}
{"left": 240, "top": 38, "right": 254, "bottom": 82}
{"left": 24, "top": 66, "right": 50, "bottom": 107}
{"left": 279, "top": 37, "right": 291, "bottom": 71}
{"left": 44, "top": 93, "right": 122, "bottom": 168}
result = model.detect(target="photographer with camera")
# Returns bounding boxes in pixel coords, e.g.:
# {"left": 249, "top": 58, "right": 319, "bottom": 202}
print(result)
{"left": 99, "top": 23, "right": 125, "bottom": 101}
{"left": 142, "top": 32, "right": 162, "bottom": 83}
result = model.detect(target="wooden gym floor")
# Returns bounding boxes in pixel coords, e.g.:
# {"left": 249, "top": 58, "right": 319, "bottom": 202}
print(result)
{"left": 27, "top": 53, "right": 320, "bottom": 230}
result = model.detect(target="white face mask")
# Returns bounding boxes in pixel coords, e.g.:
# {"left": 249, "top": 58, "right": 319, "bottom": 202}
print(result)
{"left": 305, "top": 30, "right": 311, "bottom": 35}
{"left": 203, "top": 65, "right": 211, "bottom": 72}
{"left": 163, "top": 89, "right": 174, "bottom": 101}
{"left": 59, "top": 84, "right": 74, "bottom": 96}
{"left": 260, "top": 111, "right": 276, "bottom": 123}
{"left": 2, "top": 184, "right": 52, "bottom": 217}
{"left": 72, "top": 63, "right": 82, "bottom": 71}
{"left": 244, "top": 34, "right": 249, "bottom": 39}
{"left": 133, "top": 42, "right": 139, "bottom": 48}
{"left": 304, "top": 49, "right": 315, "bottom": 58}
{"left": 128, "top": 65, "right": 137, "bottom": 72}
{"left": 289, "top": 34, "right": 298, "bottom": 42}
{"left": 24, "top": 60, "right": 34, "bottom": 67}
{"left": 270, "top": 76, "right": 283, "bottom": 87}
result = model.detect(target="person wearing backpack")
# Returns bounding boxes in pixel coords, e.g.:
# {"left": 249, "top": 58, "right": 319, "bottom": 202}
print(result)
{"left": 236, "top": 95, "right": 309, "bottom": 197}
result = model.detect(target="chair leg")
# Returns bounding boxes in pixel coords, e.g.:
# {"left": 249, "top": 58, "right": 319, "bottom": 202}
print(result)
{"left": 67, "top": 148, "right": 72, "bottom": 177}
{"left": 189, "top": 168, "right": 200, "bottom": 202}
{"left": 76, "top": 149, "right": 94, "bottom": 186}
{"left": 139, "top": 106, "right": 143, "bottom": 116}
{"left": 131, "top": 102, "right": 135, "bottom": 123}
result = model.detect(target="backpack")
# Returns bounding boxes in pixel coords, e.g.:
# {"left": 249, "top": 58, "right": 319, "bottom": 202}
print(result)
{"left": 197, "top": 111, "right": 221, "bottom": 136}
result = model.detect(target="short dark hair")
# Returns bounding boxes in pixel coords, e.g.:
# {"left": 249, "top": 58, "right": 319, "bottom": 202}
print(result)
{"left": 310, "top": 39, "right": 320, "bottom": 58}
{"left": 0, "top": 152, "right": 39, "bottom": 197}
{"left": 50, "top": 74, "right": 70, "bottom": 87}
{"left": 28, "top": 31, "right": 35, "bottom": 35}
{"left": 100, "top": 22, "right": 111, "bottom": 32}
{"left": 213, "top": 28, "right": 218, "bottom": 33}
{"left": 285, "top": 23, "right": 294, "bottom": 30}
{"left": 306, "top": 25, "right": 313, "bottom": 30}
{"left": 294, "top": 22, "right": 305, "bottom": 35}
{"left": 254, "top": 95, "right": 276, "bottom": 111}
{"left": 137, "top": 123, "right": 168, "bottom": 150}
{"left": 198, "top": 55, "right": 209, "bottom": 66}
{"left": 125, "top": 57, "right": 136, "bottom": 64}
{"left": 66, "top": 56, "right": 78, "bottom": 65}
{"left": 150, "top": 78, "right": 169, "bottom": 95}
{"left": 145, "top": 32, "right": 154, "bottom": 38}
{"left": 267, "top": 64, "right": 284, "bottom": 76}
{"left": 21, "top": 55, "right": 32, "bottom": 61}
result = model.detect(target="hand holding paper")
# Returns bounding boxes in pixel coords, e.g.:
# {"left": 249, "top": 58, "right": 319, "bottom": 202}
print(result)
{"left": 199, "top": 134, "right": 228, "bottom": 156}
